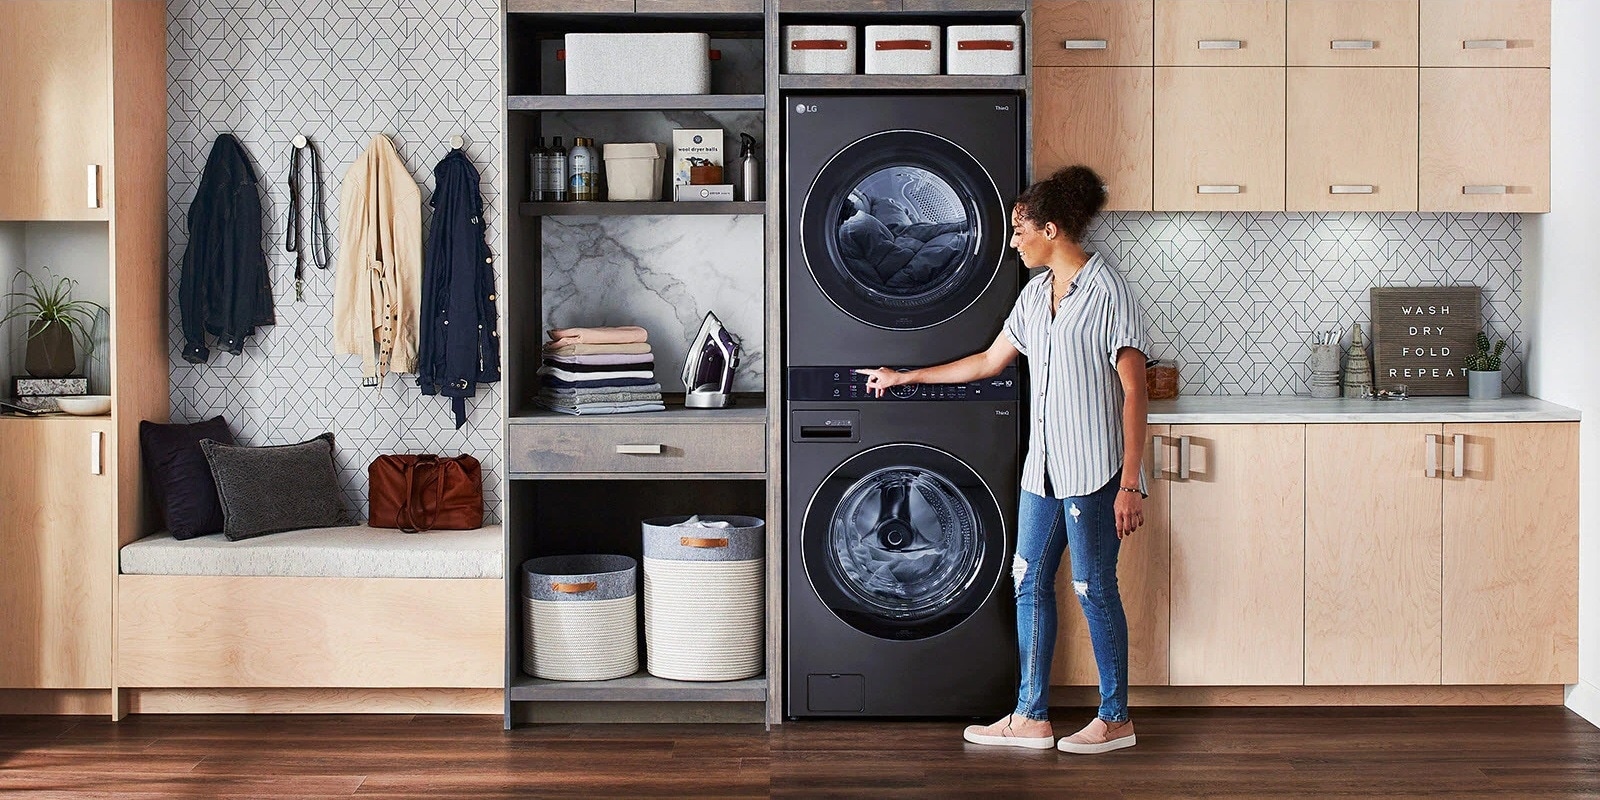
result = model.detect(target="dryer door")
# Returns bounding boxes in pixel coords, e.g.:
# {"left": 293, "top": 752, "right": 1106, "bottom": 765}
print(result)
{"left": 801, "top": 130, "right": 1008, "bottom": 331}
{"left": 802, "top": 443, "right": 1007, "bottom": 641}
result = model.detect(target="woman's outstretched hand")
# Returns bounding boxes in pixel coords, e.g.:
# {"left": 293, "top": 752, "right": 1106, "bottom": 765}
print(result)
{"left": 855, "top": 368, "right": 911, "bottom": 398}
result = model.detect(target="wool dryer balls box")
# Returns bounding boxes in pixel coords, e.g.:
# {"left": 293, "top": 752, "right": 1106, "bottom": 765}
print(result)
{"left": 945, "top": 25, "right": 1023, "bottom": 75}
{"left": 562, "top": 33, "right": 711, "bottom": 95}
{"left": 672, "top": 129, "right": 724, "bottom": 188}
{"left": 784, "top": 25, "right": 857, "bottom": 74}
{"left": 864, "top": 25, "right": 941, "bottom": 75}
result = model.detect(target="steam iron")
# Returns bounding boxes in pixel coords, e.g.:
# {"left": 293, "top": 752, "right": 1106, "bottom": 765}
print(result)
{"left": 683, "top": 311, "right": 741, "bottom": 409}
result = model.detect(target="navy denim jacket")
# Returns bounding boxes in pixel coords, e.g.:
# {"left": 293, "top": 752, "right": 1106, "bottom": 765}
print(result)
{"left": 417, "top": 149, "right": 501, "bottom": 428}
{"left": 178, "top": 134, "right": 274, "bottom": 363}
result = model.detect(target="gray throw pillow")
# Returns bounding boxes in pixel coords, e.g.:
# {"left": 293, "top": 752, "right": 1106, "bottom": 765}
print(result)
{"left": 200, "top": 433, "right": 347, "bottom": 541}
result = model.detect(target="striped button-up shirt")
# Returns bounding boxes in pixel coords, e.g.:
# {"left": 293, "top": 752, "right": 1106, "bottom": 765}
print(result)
{"left": 1002, "top": 252, "right": 1149, "bottom": 499}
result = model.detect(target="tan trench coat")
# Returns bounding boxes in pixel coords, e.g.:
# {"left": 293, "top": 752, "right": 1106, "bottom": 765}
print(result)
{"left": 333, "top": 134, "right": 422, "bottom": 380}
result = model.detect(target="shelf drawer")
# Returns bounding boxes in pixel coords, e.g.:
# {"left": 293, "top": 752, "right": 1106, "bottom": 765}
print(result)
{"left": 509, "top": 422, "right": 766, "bottom": 475}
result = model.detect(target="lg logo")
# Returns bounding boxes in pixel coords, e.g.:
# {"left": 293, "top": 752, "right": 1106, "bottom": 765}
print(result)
{"left": 795, "top": 103, "right": 819, "bottom": 114}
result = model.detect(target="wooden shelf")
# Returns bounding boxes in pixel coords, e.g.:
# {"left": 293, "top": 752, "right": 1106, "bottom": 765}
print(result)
{"left": 778, "top": 74, "right": 1026, "bottom": 92}
{"left": 510, "top": 672, "right": 766, "bottom": 703}
{"left": 508, "top": 94, "right": 765, "bottom": 112}
{"left": 508, "top": 400, "right": 766, "bottom": 425}
{"left": 520, "top": 201, "right": 764, "bottom": 217}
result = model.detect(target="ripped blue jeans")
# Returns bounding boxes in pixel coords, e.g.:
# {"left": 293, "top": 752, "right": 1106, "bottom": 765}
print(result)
{"left": 1011, "top": 473, "right": 1128, "bottom": 723}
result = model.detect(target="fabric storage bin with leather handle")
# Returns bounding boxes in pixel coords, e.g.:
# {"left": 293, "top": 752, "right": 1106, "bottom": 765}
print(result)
{"left": 522, "top": 554, "right": 638, "bottom": 681}
{"left": 865, "top": 25, "right": 941, "bottom": 75}
{"left": 641, "top": 515, "right": 764, "bottom": 682}
{"left": 368, "top": 454, "right": 484, "bottom": 532}
{"left": 946, "top": 25, "right": 1023, "bottom": 75}
{"left": 784, "top": 25, "right": 857, "bottom": 75}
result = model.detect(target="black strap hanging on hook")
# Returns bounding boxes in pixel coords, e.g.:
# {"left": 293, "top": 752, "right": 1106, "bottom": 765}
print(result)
{"left": 286, "top": 135, "right": 331, "bottom": 301}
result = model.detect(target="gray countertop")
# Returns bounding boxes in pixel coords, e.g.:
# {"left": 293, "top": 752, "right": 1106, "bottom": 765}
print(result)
{"left": 1147, "top": 395, "right": 1582, "bottom": 424}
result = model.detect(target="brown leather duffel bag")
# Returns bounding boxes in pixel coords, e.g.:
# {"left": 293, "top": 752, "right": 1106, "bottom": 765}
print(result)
{"left": 368, "top": 454, "right": 483, "bottom": 532}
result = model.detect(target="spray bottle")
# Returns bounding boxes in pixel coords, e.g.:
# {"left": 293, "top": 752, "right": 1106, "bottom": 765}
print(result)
{"left": 739, "top": 133, "right": 761, "bottom": 202}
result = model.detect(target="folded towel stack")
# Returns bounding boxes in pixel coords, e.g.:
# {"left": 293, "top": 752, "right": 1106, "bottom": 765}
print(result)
{"left": 535, "top": 326, "right": 665, "bottom": 415}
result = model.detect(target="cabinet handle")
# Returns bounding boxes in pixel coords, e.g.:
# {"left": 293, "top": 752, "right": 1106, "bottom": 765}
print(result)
{"left": 1198, "top": 39, "right": 1243, "bottom": 50}
{"left": 1197, "top": 184, "right": 1242, "bottom": 194}
{"left": 87, "top": 164, "right": 101, "bottom": 209}
{"left": 1177, "top": 435, "right": 1192, "bottom": 481}
{"left": 615, "top": 443, "right": 664, "bottom": 455}
{"left": 91, "top": 430, "right": 104, "bottom": 475}
{"left": 1463, "top": 39, "right": 1510, "bottom": 49}
{"left": 1151, "top": 434, "right": 1166, "bottom": 481}
{"left": 1425, "top": 433, "right": 1438, "bottom": 478}
{"left": 1330, "top": 184, "right": 1375, "bottom": 194}
{"left": 1331, "top": 39, "right": 1377, "bottom": 50}
{"left": 1062, "top": 39, "right": 1109, "bottom": 50}
{"left": 1452, "top": 433, "right": 1466, "bottom": 478}
{"left": 1463, "top": 184, "right": 1509, "bottom": 195}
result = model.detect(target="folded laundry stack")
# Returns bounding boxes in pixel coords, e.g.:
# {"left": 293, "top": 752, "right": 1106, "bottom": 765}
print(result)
{"left": 535, "top": 325, "right": 665, "bottom": 415}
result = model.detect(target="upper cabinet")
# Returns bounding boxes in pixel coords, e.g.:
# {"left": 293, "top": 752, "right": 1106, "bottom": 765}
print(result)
{"left": 1155, "top": 0, "right": 1285, "bottom": 66}
{"left": 1420, "top": 0, "right": 1549, "bottom": 67}
{"left": 1034, "top": 67, "right": 1155, "bottom": 210}
{"left": 0, "top": 0, "right": 111, "bottom": 221}
{"left": 1288, "top": 0, "right": 1418, "bottom": 67}
{"left": 1033, "top": 0, "right": 1154, "bottom": 67}
{"left": 1287, "top": 67, "right": 1418, "bottom": 212}
{"left": 1419, "top": 67, "right": 1550, "bottom": 212}
{"left": 1154, "top": 66, "right": 1285, "bottom": 212}
{"left": 777, "top": 0, "right": 1025, "bottom": 9}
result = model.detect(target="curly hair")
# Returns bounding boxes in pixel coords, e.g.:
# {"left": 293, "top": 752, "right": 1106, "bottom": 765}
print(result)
{"left": 1013, "top": 165, "right": 1107, "bottom": 243}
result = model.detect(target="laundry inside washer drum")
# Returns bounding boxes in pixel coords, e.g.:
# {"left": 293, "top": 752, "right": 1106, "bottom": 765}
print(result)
{"left": 828, "top": 467, "right": 983, "bottom": 619}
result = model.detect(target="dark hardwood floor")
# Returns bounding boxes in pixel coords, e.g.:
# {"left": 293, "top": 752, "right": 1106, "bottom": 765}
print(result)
{"left": 2, "top": 707, "right": 1597, "bottom": 798}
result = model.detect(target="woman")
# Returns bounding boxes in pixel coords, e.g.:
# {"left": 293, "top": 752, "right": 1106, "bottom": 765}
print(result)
{"left": 856, "top": 165, "right": 1149, "bottom": 755}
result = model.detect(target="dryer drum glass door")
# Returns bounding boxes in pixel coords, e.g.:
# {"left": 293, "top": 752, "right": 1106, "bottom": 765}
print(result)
{"left": 803, "top": 444, "right": 1007, "bottom": 641}
{"left": 802, "top": 130, "right": 1007, "bottom": 331}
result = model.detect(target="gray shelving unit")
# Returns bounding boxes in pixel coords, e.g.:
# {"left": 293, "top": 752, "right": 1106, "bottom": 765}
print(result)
{"left": 777, "top": 74, "right": 1027, "bottom": 91}
{"left": 508, "top": 94, "right": 766, "bottom": 112}
{"left": 519, "top": 201, "right": 765, "bottom": 216}
{"left": 511, "top": 673, "right": 768, "bottom": 703}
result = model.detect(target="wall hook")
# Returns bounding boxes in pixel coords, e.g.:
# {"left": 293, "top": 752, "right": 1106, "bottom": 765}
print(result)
{"left": 451, "top": 134, "right": 466, "bottom": 149}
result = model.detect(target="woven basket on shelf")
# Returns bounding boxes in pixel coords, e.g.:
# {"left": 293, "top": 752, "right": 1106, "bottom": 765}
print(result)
{"left": 641, "top": 516, "right": 765, "bottom": 682}
{"left": 521, "top": 554, "right": 637, "bottom": 682}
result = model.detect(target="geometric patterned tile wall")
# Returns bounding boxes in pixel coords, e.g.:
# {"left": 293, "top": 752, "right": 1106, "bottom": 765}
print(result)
{"left": 166, "top": 0, "right": 505, "bottom": 521}
{"left": 1086, "top": 211, "right": 1524, "bottom": 395}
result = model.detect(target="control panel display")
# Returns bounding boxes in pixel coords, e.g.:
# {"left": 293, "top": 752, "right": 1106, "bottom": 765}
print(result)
{"left": 788, "top": 367, "right": 1019, "bottom": 402}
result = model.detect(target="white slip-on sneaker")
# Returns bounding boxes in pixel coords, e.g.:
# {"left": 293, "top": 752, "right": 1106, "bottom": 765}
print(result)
{"left": 962, "top": 715, "right": 1056, "bottom": 750}
{"left": 1056, "top": 718, "right": 1136, "bottom": 754}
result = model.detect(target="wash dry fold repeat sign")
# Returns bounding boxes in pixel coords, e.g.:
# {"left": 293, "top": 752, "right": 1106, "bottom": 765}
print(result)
{"left": 1369, "top": 286, "right": 1482, "bottom": 396}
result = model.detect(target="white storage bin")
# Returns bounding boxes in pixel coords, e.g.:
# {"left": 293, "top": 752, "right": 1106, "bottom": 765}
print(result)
{"left": 603, "top": 143, "right": 664, "bottom": 201}
{"left": 784, "top": 25, "right": 857, "bottom": 75}
{"left": 521, "top": 555, "right": 638, "bottom": 681}
{"left": 641, "top": 516, "right": 764, "bottom": 682}
{"left": 865, "top": 25, "right": 941, "bottom": 75}
{"left": 946, "top": 25, "right": 1023, "bottom": 75}
{"left": 563, "top": 33, "right": 711, "bottom": 95}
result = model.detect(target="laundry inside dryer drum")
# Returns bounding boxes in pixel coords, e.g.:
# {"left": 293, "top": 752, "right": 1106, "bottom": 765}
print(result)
{"left": 827, "top": 466, "right": 983, "bottom": 620}
{"left": 833, "top": 166, "right": 976, "bottom": 308}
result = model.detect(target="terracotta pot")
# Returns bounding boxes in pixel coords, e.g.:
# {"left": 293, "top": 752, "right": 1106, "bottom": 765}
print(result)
{"left": 24, "top": 320, "right": 77, "bottom": 378}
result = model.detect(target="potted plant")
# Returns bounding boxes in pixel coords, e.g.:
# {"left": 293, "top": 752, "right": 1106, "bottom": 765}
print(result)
{"left": 1, "top": 269, "right": 105, "bottom": 379}
{"left": 1464, "top": 331, "right": 1507, "bottom": 400}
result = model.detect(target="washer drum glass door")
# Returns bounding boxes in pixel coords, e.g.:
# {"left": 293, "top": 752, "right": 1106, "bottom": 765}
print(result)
{"left": 803, "top": 443, "right": 1007, "bottom": 641}
{"left": 802, "top": 130, "right": 1007, "bottom": 331}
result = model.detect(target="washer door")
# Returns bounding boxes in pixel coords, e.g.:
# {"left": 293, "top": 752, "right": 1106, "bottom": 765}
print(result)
{"left": 802, "top": 443, "right": 1007, "bottom": 641}
{"left": 801, "top": 130, "right": 1007, "bottom": 331}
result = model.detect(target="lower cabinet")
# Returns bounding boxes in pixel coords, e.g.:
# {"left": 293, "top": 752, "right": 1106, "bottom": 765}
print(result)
{"left": 0, "top": 418, "right": 114, "bottom": 689}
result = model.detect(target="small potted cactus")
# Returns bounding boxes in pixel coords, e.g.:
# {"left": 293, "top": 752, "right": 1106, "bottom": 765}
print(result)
{"left": 1464, "top": 331, "right": 1506, "bottom": 400}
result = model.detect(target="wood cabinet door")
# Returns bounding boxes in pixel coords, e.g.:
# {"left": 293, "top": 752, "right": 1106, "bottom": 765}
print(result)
{"left": 0, "top": 0, "right": 110, "bottom": 221}
{"left": 1287, "top": 67, "right": 1418, "bottom": 212}
{"left": 1034, "top": 67, "right": 1154, "bottom": 211}
{"left": 0, "top": 419, "right": 114, "bottom": 688}
{"left": 1305, "top": 424, "right": 1442, "bottom": 685}
{"left": 1155, "top": 0, "right": 1286, "bottom": 66}
{"left": 1033, "top": 0, "right": 1154, "bottom": 67}
{"left": 1419, "top": 68, "right": 1549, "bottom": 212}
{"left": 1420, "top": 0, "right": 1549, "bottom": 67}
{"left": 1287, "top": 0, "right": 1418, "bottom": 67}
{"left": 1442, "top": 423, "right": 1578, "bottom": 684}
{"left": 1154, "top": 67, "right": 1285, "bottom": 211}
{"left": 1052, "top": 426, "right": 1171, "bottom": 687}
{"left": 1168, "top": 424, "right": 1305, "bottom": 686}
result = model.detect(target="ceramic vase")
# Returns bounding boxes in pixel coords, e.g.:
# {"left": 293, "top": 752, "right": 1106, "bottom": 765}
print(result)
{"left": 24, "top": 320, "right": 76, "bottom": 378}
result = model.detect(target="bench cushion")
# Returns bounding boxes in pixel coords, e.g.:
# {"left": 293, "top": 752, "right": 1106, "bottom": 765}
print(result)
{"left": 119, "top": 525, "right": 503, "bottom": 579}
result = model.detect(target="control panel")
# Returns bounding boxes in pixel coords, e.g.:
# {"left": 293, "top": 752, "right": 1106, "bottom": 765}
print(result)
{"left": 788, "top": 367, "right": 1019, "bottom": 402}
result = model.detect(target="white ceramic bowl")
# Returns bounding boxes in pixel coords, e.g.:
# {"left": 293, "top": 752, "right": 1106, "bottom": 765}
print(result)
{"left": 55, "top": 395, "right": 111, "bottom": 416}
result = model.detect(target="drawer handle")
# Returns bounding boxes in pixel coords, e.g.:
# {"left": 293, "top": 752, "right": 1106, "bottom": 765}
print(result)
{"left": 681, "top": 536, "right": 729, "bottom": 549}
{"left": 87, "top": 164, "right": 101, "bottom": 209}
{"left": 1062, "top": 39, "right": 1109, "bottom": 50}
{"left": 1331, "top": 39, "right": 1377, "bottom": 50}
{"left": 1197, "top": 184, "right": 1241, "bottom": 194}
{"left": 875, "top": 39, "right": 932, "bottom": 51}
{"left": 615, "top": 443, "right": 664, "bottom": 455}
{"left": 1425, "top": 433, "right": 1438, "bottom": 478}
{"left": 1151, "top": 434, "right": 1167, "bottom": 481}
{"left": 1330, "top": 184, "right": 1375, "bottom": 194}
{"left": 1463, "top": 184, "right": 1509, "bottom": 195}
{"left": 1452, "top": 433, "right": 1466, "bottom": 479}
{"left": 1177, "top": 435, "right": 1192, "bottom": 481}
{"left": 792, "top": 39, "right": 848, "bottom": 51}
{"left": 1463, "top": 39, "right": 1510, "bottom": 50}
{"left": 958, "top": 40, "right": 1015, "bottom": 51}
{"left": 1198, "top": 39, "right": 1243, "bottom": 50}
{"left": 91, "top": 430, "right": 104, "bottom": 475}
{"left": 551, "top": 581, "right": 597, "bottom": 594}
